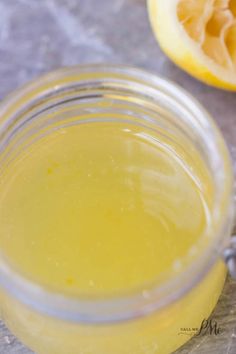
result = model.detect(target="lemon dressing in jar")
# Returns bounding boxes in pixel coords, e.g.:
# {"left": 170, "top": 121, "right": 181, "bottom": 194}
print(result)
{"left": 0, "top": 65, "right": 234, "bottom": 354}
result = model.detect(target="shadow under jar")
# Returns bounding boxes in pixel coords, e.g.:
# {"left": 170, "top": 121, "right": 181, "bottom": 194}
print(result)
{"left": 0, "top": 65, "right": 234, "bottom": 354}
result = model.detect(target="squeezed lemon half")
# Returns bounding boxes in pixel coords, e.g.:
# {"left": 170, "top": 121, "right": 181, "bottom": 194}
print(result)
{"left": 148, "top": 0, "right": 236, "bottom": 90}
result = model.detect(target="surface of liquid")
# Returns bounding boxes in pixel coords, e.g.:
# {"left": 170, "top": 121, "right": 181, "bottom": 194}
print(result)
{"left": 0, "top": 122, "right": 209, "bottom": 296}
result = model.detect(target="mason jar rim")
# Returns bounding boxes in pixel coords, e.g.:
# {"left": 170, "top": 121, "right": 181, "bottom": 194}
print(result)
{"left": 0, "top": 64, "right": 234, "bottom": 323}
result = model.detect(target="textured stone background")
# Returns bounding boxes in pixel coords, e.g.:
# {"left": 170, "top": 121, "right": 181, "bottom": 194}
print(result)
{"left": 0, "top": 0, "right": 236, "bottom": 353}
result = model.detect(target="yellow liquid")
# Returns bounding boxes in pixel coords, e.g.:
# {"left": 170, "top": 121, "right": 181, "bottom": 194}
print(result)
{"left": 0, "top": 122, "right": 225, "bottom": 354}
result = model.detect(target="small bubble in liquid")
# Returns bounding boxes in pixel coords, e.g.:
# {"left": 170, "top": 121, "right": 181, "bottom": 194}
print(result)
{"left": 66, "top": 277, "right": 75, "bottom": 286}
{"left": 142, "top": 290, "right": 150, "bottom": 299}
{"left": 188, "top": 246, "right": 198, "bottom": 257}
{"left": 89, "top": 280, "right": 95, "bottom": 287}
{"left": 140, "top": 341, "right": 159, "bottom": 353}
{"left": 173, "top": 259, "right": 182, "bottom": 272}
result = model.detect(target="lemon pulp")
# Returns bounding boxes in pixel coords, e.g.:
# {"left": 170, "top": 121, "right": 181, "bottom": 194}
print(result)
{"left": 178, "top": 0, "right": 236, "bottom": 70}
{"left": 0, "top": 122, "right": 208, "bottom": 296}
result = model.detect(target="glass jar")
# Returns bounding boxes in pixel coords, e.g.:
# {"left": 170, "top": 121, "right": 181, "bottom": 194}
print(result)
{"left": 0, "top": 64, "right": 234, "bottom": 354}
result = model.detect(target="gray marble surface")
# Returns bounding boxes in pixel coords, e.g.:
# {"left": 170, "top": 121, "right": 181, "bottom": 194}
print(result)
{"left": 0, "top": 0, "right": 235, "bottom": 353}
